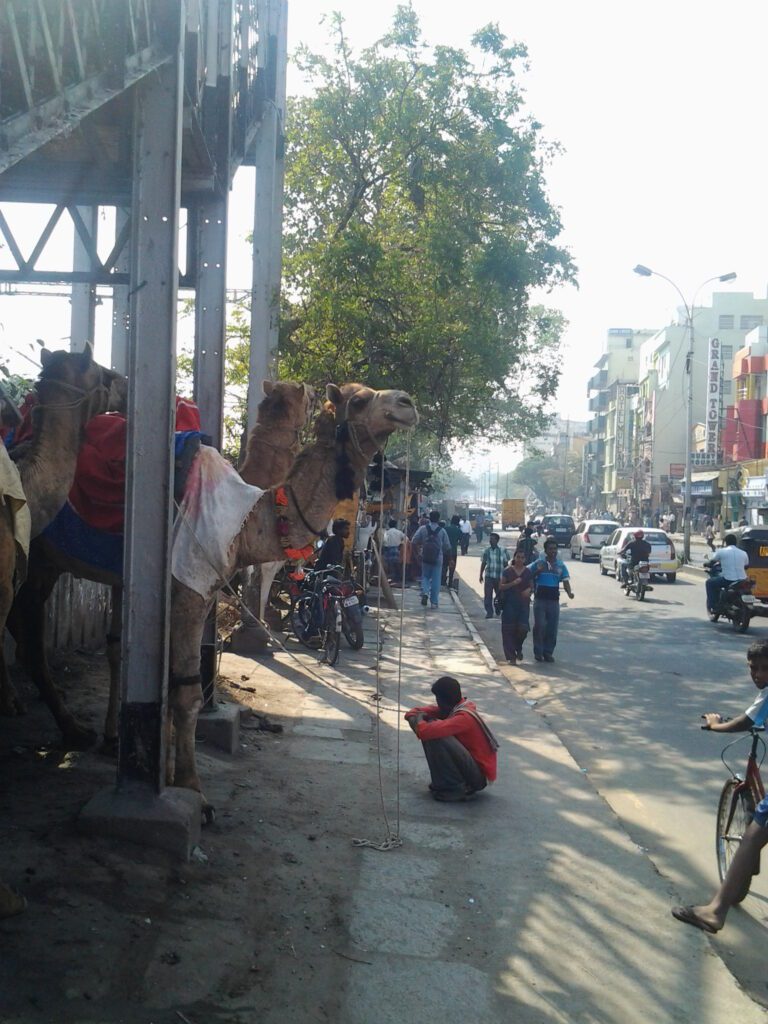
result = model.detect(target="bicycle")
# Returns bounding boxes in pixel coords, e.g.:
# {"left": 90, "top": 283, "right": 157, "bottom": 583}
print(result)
{"left": 713, "top": 725, "right": 766, "bottom": 900}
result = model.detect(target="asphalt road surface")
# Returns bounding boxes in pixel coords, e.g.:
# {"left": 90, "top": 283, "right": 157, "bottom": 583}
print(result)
{"left": 457, "top": 530, "right": 768, "bottom": 1000}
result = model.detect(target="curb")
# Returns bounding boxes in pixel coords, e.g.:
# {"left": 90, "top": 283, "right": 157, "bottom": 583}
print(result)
{"left": 448, "top": 586, "right": 502, "bottom": 675}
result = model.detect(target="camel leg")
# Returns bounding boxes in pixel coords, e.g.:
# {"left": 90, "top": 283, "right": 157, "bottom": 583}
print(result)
{"left": 0, "top": 505, "right": 25, "bottom": 716}
{"left": 100, "top": 586, "right": 123, "bottom": 756}
{"left": 169, "top": 581, "right": 207, "bottom": 798}
{"left": 7, "top": 550, "right": 97, "bottom": 749}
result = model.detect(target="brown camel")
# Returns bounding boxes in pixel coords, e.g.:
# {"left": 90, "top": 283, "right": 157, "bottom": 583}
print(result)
{"left": 0, "top": 346, "right": 122, "bottom": 716}
{"left": 239, "top": 380, "right": 316, "bottom": 631}
{"left": 9, "top": 384, "right": 418, "bottom": 801}
{"left": 239, "top": 380, "right": 315, "bottom": 487}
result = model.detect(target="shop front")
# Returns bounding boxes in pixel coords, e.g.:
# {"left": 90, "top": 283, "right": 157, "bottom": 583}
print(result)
{"left": 743, "top": 475, "right": 768, "bottom": 526}
{"left": 689, "top": 471, "right": 721, "bottom": 530}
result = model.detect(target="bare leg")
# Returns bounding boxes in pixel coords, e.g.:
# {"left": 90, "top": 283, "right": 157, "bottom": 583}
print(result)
{"left": 675, "top": 821, "right": 768, "bottom": 932}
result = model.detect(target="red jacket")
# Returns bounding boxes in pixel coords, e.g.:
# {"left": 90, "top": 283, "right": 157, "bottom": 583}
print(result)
{"left": 406, "top": 700, "right": 497, "bottom": 781}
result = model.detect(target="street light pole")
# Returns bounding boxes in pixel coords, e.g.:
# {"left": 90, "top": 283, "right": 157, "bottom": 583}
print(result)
{"left": 633, "top": 265, "right": 737, "bottom": 563}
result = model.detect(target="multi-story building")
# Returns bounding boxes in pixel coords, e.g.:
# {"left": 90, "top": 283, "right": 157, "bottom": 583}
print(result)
{"left": 630, "top": 290, "right": 768, "bottom": 518}
{"left": 723, "top": 326, "right": 768, "bottom": 462}
{"left": 585, "top": 328, "right": 653, "bottom": 511}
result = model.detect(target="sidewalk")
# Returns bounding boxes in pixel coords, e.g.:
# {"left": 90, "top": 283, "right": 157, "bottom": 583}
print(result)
{"left": 218, "top": 586, "right": 764, "bottom": 1023}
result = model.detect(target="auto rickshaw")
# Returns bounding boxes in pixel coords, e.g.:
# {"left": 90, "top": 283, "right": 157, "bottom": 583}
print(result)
{"left": 738, "top": 527, "right": 768, "bottom": 616}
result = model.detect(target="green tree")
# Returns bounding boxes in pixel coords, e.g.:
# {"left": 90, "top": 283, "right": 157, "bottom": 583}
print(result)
{"left": 277, "top": 7, "right": 575, "bottom": 454}
{"left": 510, "top": 451, "right": 581, "bottom": 508}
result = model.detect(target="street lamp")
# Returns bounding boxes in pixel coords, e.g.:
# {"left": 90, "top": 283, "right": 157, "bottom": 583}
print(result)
{"left": 633, "top": 265, "right": 737, "bottom": 563}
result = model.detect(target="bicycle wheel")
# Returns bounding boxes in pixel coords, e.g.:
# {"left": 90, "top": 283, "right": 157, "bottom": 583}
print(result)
{"left": 290, "top": 596, "right": 321, "bottom": 649}
{"left": 267, "top": 579, "right": 294, "bottom": 630}
{"left": 716, "top": 778, "right": 755, "bottom": 901}
{"left": 322, "top": 598, "right": 341, "bottom": 666}
{"left": 636, "top": 584, "right": 646, "bottom": 601}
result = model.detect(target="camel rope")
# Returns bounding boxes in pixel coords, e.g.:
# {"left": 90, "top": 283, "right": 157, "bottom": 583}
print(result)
{"left": 351, "top": 433, "right": 411, "bottom": 852}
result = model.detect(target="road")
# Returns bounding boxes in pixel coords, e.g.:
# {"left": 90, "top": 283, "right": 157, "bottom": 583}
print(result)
{"left": 455, "top": 530, "right": 768, "bottom": 1000}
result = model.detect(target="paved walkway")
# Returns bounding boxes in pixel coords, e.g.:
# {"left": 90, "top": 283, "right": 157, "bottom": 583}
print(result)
{"left": 224, "top": 583, "right": 767, "bottom": 1023}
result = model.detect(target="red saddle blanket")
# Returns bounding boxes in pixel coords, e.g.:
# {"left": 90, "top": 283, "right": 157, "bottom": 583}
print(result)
{"left": 67, "top": 397, "right": 201, "bottom": 533}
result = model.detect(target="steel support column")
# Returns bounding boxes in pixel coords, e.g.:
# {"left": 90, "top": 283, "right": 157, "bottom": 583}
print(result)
{"left": 118, "top": 15, "right": 185, "bottom": 791}
{"left": 193, "top": 195, "right": 228, "bottom": 709}
{"left": 70, "top": 206, "right": 98, "bottom": 348}
{"left": 111, "top": 207, "right": 131, "bottom": 374}
{"left": 246, "top": 0, "right": 281, "bottom": 433}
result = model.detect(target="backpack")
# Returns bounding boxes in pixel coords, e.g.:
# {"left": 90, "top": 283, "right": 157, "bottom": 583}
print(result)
{"left": 421, "top": 525, "right": 443, "bottom": 565}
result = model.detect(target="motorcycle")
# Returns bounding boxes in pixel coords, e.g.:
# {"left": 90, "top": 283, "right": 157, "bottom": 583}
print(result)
{"left": 289, "top": 566, "right": 365, "bottom": 651}
{"left": 622, "top": 560, "right": 653, "bottom": 601}
{"left": 705, "top": 562, "right": 756, "bottom": 633}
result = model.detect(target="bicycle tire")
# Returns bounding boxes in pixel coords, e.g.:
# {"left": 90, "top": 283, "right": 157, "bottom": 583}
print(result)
{"left": 322, "top": 598, "right": 341, "bottom": 666}
{"left": 267, "top": 580, "right": 294, "bottom": 629}
{"left": 636, "top": 584, "right": 646, "bottom": 601}
{"left": 290, "top": 596, "right": 321, "bottom": 649}
{"left": 716, "top": 778, "right": 755, "bottom": 901}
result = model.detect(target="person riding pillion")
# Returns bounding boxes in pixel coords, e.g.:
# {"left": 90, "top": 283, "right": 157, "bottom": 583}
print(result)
{"left": 618, "top": 529, "right": 652, "bottom": 584}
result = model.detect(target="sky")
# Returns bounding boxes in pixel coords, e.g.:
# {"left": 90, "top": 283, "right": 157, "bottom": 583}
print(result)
{"left": 3, "top": 1, "right": 768, "bottom": 476}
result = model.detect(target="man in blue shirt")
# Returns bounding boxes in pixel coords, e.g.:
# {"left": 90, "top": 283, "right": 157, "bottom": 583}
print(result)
{"left": 528, "top": 538, "right": 575, "bottom": 662}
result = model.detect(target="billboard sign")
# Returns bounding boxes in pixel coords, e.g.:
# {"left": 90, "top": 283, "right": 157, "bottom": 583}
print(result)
{"left": 705, "top": 337, "right": 722, "bottom": 456}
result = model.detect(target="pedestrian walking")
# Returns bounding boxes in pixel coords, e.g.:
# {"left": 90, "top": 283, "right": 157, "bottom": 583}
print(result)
{"left": 474, "top": 510, "right": 486, "bottom": 544}
{"left": 442, "top": 515, "right": 462, "bottom": 588}
{"left": 459, "top": 516, "right": 471, "bottom": 555}
{"left": 479, "top": 532, "right": 511, "bottom": 619}
{"left": 528, "top": 538, "right": 575, "bottom": 662}
{"left": 704, "top": 521, "right": 716, "bottom": 552}
{"left": 382, "top": 518, "right": 406, "bottom": 581}
{"left": 499, "top": 549, "right": 533, "bottom": 664}
{"left": 405, "top": 676, "right": 498, "bottom": 802}
{"left": 412, "top": 510, "right": 452, "bottom": 608}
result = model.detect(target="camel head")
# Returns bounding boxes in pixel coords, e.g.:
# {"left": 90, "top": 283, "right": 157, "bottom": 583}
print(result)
{"left": 37, "top": 343, "right": 124, "bottom": 424}
{"left": 324, "top": 383, "right": 418, "bottom": 499}
{"left": 261, "top": 379, "right": 316, "bottom": 430}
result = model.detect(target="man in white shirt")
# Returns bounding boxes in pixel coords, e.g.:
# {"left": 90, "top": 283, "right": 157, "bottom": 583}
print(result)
{"left": 459, "top": 517, "right": 472, "bottom": 555}
{"left": 382, "top": 519, "right": 406, "bottom": 580}
{"left": 705, "top": 533, "right": 749, "bottom": 613}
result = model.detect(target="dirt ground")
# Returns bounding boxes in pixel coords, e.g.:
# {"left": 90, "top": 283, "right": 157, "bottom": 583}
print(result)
{"left": 0, "top": 634, "right": 387, "bottom": 1024}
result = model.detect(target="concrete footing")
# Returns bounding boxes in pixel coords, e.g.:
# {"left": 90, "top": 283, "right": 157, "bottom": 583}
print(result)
{"left": 78, "top": 784, "right": 202, "bottom": 860}
{"left": 227, "top": 621, "right": 274, "bottom": 657}
{"left": 196, "top": 701, "right": 240, "bottom": 754}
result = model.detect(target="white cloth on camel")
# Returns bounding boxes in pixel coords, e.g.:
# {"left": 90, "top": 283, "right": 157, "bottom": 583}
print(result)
{"left": 0, "top": 443, "right": 31, "bottom": 588}
{"left": 172, "top": 445, "right": 265, "bottom": 601}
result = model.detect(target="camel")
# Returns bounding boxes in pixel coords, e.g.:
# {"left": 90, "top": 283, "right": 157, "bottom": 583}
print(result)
{"left": 9, "top": 383, "right": 418, "bottom": 802}
{"left": 239, "top": 380, "right": 316, "bottom": 633}
{"left": 239, "top": 380, "right": 315, "bottom": 487}
{"left": 0, "top": 345, "right": 122, "bottom": 716}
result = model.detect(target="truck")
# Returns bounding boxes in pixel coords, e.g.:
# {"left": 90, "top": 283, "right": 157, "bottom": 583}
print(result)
{"left": 501, "top": 498, "right": 526, "bottom": 531}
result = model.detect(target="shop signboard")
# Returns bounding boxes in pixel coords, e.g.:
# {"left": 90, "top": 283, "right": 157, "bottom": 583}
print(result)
{"left": 615, "top": 384, "right": 627, "bottom": 473}
{"left": 669, "top": 463, "right": 685, "bottom": 479}
{"left": 705, "top": 337, "right": 721, "bottom": 456}
{"left": 691, "top": 451, "right": 721, "bottom": 467}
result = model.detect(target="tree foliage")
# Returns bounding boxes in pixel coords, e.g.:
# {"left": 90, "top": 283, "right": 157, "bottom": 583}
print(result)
{"left": 277, "top": 7, "right": 575, "bottom": 454}
{"left": 509, "top": 451, "right": 582, "bottom": 507}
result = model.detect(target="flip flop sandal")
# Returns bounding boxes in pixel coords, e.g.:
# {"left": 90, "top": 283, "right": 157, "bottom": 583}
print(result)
{"left": 671, "top": 905, "right": 718, "bottom": 934}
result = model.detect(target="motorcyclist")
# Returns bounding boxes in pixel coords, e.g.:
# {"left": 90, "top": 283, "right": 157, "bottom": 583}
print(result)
{"left": 705, "top": 533, "right": 749, "bottom": 614}
{"left": 618, "top": 529, "right": 652, "bottom": 585}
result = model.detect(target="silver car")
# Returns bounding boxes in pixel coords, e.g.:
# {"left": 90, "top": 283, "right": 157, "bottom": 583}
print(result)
{"left": 599, "top": 527, "right": 680, "bottom": 582}
{"left": 569, "top": 520, "right": 618, "bottom": 561}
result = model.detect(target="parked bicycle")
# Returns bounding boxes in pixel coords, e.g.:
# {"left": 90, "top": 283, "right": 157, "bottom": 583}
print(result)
{"left": 290, "top": 565, "right": 365, "bottom": 665}
{"left": 713, "top": 725, "right": 766, "bottom": 900}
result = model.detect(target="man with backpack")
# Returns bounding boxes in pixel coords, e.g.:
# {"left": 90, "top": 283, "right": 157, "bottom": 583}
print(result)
{"left": 412, "top": 510, "right": 452, "bottom": 608}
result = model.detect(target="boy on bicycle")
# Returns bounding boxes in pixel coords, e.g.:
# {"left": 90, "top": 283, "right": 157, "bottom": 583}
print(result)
{"left": 672, "top": 639, "right": 768, "bottom": 934}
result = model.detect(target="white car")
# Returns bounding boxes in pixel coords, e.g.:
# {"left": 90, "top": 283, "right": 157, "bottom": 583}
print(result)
{"left": 599, "top": 527, "right": 680, "bottom": 582}
{"left": 570, "top": 520, "right": 618, "bottom": 561}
